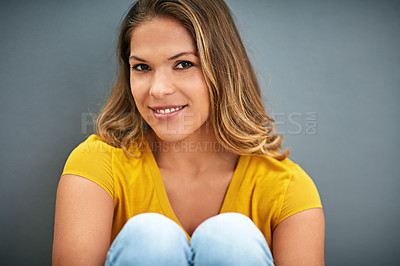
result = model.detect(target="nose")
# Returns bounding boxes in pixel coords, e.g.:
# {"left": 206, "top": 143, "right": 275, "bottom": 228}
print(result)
{"left": 149, "top": 69, "right": 175, "bottom": 99}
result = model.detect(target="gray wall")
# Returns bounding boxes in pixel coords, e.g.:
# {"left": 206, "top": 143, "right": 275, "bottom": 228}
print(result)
{"left": 0, "top": 0, "right": 398, "bottom": 265}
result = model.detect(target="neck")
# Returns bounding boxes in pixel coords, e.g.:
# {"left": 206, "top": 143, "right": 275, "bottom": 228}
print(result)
{"left": 146, "top": 129, "right": 239, "bottom": 176}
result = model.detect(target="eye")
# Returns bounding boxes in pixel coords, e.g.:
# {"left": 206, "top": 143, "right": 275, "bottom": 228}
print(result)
{"left": 175, "top": 61, "right": 194, "bottom": 69}
{"left": 132, "top": 64, "right": 151, "bottom": 71}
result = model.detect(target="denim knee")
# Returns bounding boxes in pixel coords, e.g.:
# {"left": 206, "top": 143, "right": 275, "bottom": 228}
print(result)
{"left": 190, "top": 212, "right": 274, "bottom": 266}
{"left": 105, "top": 213, "right": 192, "bottom": 266}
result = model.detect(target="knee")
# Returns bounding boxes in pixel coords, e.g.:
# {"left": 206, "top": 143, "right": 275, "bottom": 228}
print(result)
{"left": 106, "top": 213, "right": 190, "bottom": 265}
{"left": 192, "top": 212, "right": 261, "bottom": 240}
{"left": 118, "top": 212, "right": 187, "bottom": 245}
{"left": 205, "top": 212, "right": 253, "bottom": 226}
{"left": 123, "top": 213, "right": 170, "bottom": 233}
{"left": 190, "top": 213, "right": 273, "bottom": 265}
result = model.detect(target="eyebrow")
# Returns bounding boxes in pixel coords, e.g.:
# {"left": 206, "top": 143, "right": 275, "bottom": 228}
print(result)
{"left": 129, "top": 52, "right": 196, "bottom": 62}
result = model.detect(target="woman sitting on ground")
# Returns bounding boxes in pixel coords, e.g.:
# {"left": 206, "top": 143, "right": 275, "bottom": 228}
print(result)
{"left": 53, "top": 0, "right": 325, "bottom": 265}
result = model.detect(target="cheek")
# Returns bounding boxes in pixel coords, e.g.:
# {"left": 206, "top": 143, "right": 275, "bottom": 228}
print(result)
{"left": 184, "top": 75, "right": 210, "bottom": 123}
{"left": 194, "top": 75, "right": 210, "bottom": 109}
{"left": 130, "top": 77, "right": 148, "bottom": 108}
{"left": 181, "top": 70, "right": 209, "bottom": 96}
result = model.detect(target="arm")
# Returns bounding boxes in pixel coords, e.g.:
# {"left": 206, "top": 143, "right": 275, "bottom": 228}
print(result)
{"left": 272, "top": 208, "right": 325, "bottom": 266}
{"left": 52, "top": 174, "right": 114, "bottom": 266}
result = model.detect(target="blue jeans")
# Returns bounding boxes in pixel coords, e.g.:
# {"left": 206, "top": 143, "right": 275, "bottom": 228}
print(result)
{"left": 105, "top": 212, "right": 274, "bottom": 266}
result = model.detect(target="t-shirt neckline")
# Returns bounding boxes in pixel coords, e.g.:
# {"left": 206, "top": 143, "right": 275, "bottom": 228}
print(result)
{"left": 143, "top": 139, "right": 250, "bottom": 241}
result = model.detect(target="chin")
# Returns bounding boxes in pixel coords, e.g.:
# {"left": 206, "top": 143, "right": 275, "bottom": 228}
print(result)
{"left": 148, "top": 124, "right": 204, "bottom": 143}
{"left": 146, "top": 117, "right": 212, "bottom": 144}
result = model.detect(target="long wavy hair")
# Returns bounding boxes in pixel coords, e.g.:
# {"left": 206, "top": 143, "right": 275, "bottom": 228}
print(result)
{"left": 96, "top": 0, "right": 288, "bottom": 160}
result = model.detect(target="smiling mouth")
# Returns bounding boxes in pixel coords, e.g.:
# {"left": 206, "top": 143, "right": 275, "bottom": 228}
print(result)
{"left": 150, "top": 105, "right": 188, "bottom": 114}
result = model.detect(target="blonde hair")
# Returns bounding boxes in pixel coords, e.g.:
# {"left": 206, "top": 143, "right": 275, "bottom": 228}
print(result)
{"left": 96, "top": 0, "right": 288, "bottom": 160}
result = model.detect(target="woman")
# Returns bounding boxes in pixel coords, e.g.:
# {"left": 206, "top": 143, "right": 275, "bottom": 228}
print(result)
{"left": 53, "top": 0, "right": 324, "bottom": 265}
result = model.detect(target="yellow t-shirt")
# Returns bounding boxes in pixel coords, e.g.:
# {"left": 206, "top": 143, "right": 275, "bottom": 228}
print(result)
{"left": 62, "top": 134, "right": 322, "bottom": 247}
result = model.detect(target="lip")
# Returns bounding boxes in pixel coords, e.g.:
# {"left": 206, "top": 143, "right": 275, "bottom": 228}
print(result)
{"left": 149, "top": 105, "right": 187, "bottom": 120}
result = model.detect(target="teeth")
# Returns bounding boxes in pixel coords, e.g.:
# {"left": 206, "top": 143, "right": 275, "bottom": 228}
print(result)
{"left": 155, "top": 106, "right": 184, "bottom": 114}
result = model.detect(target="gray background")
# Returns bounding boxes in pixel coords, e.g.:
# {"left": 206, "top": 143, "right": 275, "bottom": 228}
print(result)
{"left": 0, "top": 0, "right": 398, "bottom": 265}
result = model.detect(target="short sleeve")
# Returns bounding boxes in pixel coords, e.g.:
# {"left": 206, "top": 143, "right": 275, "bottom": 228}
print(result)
{"left": 61, "top": 135, "right": 114, "bottom": 198}
{"left": 276, "top": 163, "right": 322, "bottom": 225}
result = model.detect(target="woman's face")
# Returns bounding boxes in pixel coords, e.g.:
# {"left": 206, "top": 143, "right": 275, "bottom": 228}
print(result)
{"left": 129, "top": 17, "right": 210, "bottom": 143}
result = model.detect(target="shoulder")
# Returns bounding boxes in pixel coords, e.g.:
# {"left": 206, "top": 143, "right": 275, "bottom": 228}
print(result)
{"left": 62, "top": 134, "right": 146, "bottom": 192}
{"left": 70, "top": 134, "right": 116, "bottom": 155}
{"left": 246, "top": 154, "right": 320, "bottom": 196}
{"left": 245, "top": 154, "right": 322, "bottom": 223}
{"left": 245, "top": 154, "right": 308, "bottom": 182}
{"left": 62, "top": 135, "right": 124, "bottom": 198}
{"left": 65, "top": 134, "right": 134, "bottom": 164}
{"left": 63, "top": 135, "right": 115, "bottom": 172}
